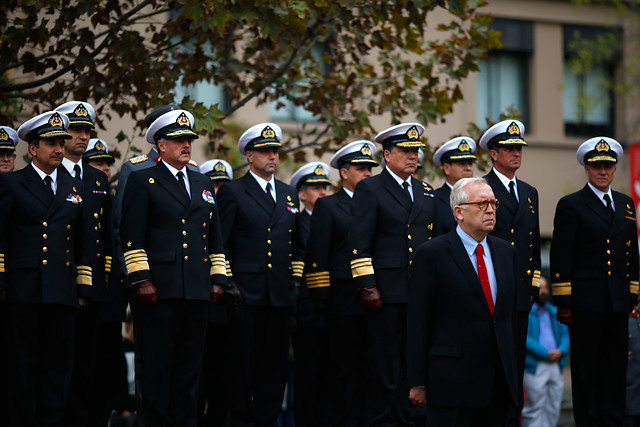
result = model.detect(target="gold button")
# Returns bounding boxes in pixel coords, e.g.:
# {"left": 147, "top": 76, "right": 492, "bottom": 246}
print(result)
{"left": 42, "top": 260, "right": 47, "bottom": 265}
{"left": 607, "top": 250, "right": 611, "bottom": 254}
{"left": 94, "top": 213, "right": 99, "bottom": 218}
{"left": 268, "top": 252, "right": 272, "bottom": 257}
{"left": 268, "top": 228, "right": 271, "bottom": 232}
{"left": 203, "top": 258, "right": 208, "bottom": 263}
{"left": 42, "top": 247, "right": 47, "bottom": 252}
{"left": 183, "top": 243, "right": 188, "bottom": 249}
{"left": 529, "top": 258, "right": 532, "bottom": 262}
{"left": 267, "top": 240, "right": 271, "bottom": 244}
{"left": 608, "top": 271, "right": 612, "bottom": 276}
{"left": 407, "top": 235, "right": 412, "bottom": 240}
{"left": 510, "top": 229, "right": 514, "bottom": 234}
{"left": 184, "top": 256, "right": 189, "bottom": 261}
{"left": 527, "top": 270, "right": 531, "bottom": 275}
{"left": 607, "top": 261, "right": 611, "bottom": 266}
{"left": 182, "top": 219, "right": 186, "bottom": 224}
{"left": 94, "top": 226, "right": 99, "bottom": 231}
{"left": 66, "top": 262, "right": 70, "bottom": 267}
{"left": 607, "top": 239, "right": 610, "bottom": 244}
{"left": 182, "top": 231, "right": 187, "bottom": 236}
{"left": 42, "top": 222, "right": 47, "bottom": 227}
{"left": 203, "top": 247, "right": 207, "bottom": 251}
{"left": 43, "top": 234, "right": 47, "bottom": 239}
{"left": 67, "top": 225, "right": 71, "bottom": 229}
{"left": 407, "top": 224, "right": 410, "bottom": 228}
{"left": 97, "top": 254, "right": 101, "bottom": 258}
{"left": 288, "top": 229, "right": 292, "bottom": 233}
{"left": 66, "top": 250, "right": 69, "bottom": 254}
{"left": 529, "top": 231, "right": 532, "bottom": 236}
{"left": 409, "top": 247, "right": 413, "bottom": 253}
{"left": 96, "top": 240, "right": 100, "bottom": 244}
{"left": 289, "top": 241, "right": 292, "bottom": 245}
{"left": 202, "top": 223, "right": 206, "bottom": 228}
{"left": 511, "top": 242, "right": 515, "bottom": 246}
{"left": 66, "top": 237, "right": 70, "bottom": 241}
{"left": 529, "top": 244, "right": 533, "bottom": 248}
{"left": 202, "top": 235, "right": 206, "bottom": 239}
{"left": 268, "top": 263, "right": 272, "bottom": 268}
{"left": 409, "top": 261, "right": 412, "bottom": 266}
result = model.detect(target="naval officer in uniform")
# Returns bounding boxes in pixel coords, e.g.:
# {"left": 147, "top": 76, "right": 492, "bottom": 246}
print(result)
{"left": 349, "top": 123, "right": 437, "bottom": 426}
{"left": 551, "top": 137, "right": 639, "bottom": 426}
{"left": 0, "top": 126, "right": 18, "bottom": 173}
{"left": 433, "top": 136, "right": 477, "bottom": 234}
{"left": 216, "top": 123, "right": 304, "bottom": 426}
{"left": 305, "top": 140, "right": 378, "bottom": 426}
{"left": 120, "top": 107, "right": 227, "bottom": 426}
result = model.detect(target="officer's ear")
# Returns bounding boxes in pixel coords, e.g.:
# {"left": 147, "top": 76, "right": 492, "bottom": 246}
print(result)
{"left": 156, "top": 140, "right": 165, "bottom": 154}
{"left": 383, "top": 148, "right": 393, "bottom": 163}
{"left": 453, "top": 204, "right": 465, "bottom": 223}
{"left": 489, "top": 149, "right": 499, "bottom": 163}
{"left": 246, "top": 150, "right": 253, "bottom": 165}
{"left": 27, "top": 142, "right": 38, "bottom": 157}
{"left": 442, "top": 162, "right": 451, "bottom": 177}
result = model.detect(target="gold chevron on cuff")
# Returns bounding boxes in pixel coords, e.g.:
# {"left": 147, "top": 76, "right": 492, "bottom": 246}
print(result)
{"left": 551, "top": 282, "right": 571, "bottom": 296}
{"left": 124, "top": 249, "right": 149, "bottom": 274}
{"left": 351, "top": 257, "right": 374, "bottom": 278}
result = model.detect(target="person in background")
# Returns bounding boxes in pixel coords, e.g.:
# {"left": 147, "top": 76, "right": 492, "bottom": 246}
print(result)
{"left": 521, "top": 276, "right": 569, "bottom": 427}
{"left": 0, "top": 126, "right": 18, "bottom": 173}
{"left": 200, "top": 158, "right": 233, "bottom": 194}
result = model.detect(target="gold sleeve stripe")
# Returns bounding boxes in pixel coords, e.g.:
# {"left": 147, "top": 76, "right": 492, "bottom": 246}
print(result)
{"left": 225, "top": 260, "right": 233, "bottom": 277}
{"left": 306, "top": 271, "right": 330, "bottom": 288}
{"left": 292, "top": 261, "right": 305, "bottom": 278}
{"left": 0, "top": 253, "right": 4, "bottom": 273}
{"left": 351, "top": 257, "right": 374, "bottom": 278}
{"left": 551, "top": 282, "right": 571, "bottom": 296}
{"left": 124, "top": 249, "right": 149, "bottom": 274}
{"left": 77, "top": 265, "right": 93, "bottom": 286}
{"left": 532, "top": 270, "right": 541, "bottom": 287}
{"left": 105, "top": 255, "right": 112, "bottom": 273}
{"left": 209, "top": 253, "right": 227, "bottom": 276}
{"left": 631, "top": 282, "right": 639, "bottom": 294}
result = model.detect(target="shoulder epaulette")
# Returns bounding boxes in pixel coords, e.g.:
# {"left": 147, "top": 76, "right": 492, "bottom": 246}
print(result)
{"left": 129, "top": 155, "right": 148, "bottom": 164}
{"left": 188, "top": 159, "right": 198, "bottom": 167}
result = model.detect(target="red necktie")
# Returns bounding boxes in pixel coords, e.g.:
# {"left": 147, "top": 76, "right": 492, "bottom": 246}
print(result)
{"left": 475, "top": 244, "right": 494, "bottom": 315}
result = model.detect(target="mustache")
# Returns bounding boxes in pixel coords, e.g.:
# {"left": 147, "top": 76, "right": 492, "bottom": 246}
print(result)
{"left": 180, "top": 149, "right": 190, "bottom": 155}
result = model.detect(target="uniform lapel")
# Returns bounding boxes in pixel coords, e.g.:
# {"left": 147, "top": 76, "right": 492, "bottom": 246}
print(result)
{"left": 611, "top": 191, "right": 630, "bottom": 230}
{"left": 381, "top": 169, "right": 411, "bottom": 212}
{"left": 488, "top": 236, "right": 508, "bottom": 314}
{"left": 154, "top": 161, "right": 190, "bottom": 208}
{"left": 270, "top": 180, "right": 288, "bottom": 225}
{"left": 242, "top": 172, "right": 275, "bottom": 216}
{"left": 184, "top": 169, "right": 206, "bottom": 217}
{"left": 512, "top": 179, "right": 530, "bottom": 224}
{"left": 50, "top": 170, "right": 76, "bottom": 215}
{"left": 407, "top": 176, "right": 427, "bottom": 224}
{"left": 487, "top": 170, "right": 517, "bottom": 216}
{"left": 22, "top": 164, "right": 55, "bottom": 209}
{"left": 336, "top": 188, "right": 352, "bottom": 215}
{"left": 581, "top": 185, "right": 612, "bottom": 226}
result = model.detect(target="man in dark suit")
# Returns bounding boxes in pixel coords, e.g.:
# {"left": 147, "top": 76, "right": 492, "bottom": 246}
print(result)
{"left": 216, "top": 122, "right": 304, "bottom": 427}
{"left": 289, "top": 161, "right": 331, "bottom": 427}
{"left": 349, "top": 122, "right": 437, "bottom": 426}
{"left": 54, "top": 101, "right": 112, "bottom": 426}
{"left": 305, "top": 140, "right": 378, "bottom": 426}
{"left": 551, "top": 137, "right": 639, "bottom": 426}
{"left": 407, "top": 177, "right": 518, "bottom": 426}
{"left": 432, "top": 136, "right": 477, "bottom": 234}
{"left": 0, "top": 110, "right": 92, "bottom": 426}
{"left": 479, "top": 119, "right": 540, "bottom": 421}
{"left": 120, "top": 107, "right": 227, "bottom": 426}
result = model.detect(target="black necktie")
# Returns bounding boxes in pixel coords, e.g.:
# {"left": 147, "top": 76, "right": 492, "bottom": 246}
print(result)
{"left": 402, "top": 181, "right": 412, "bottom": 202}
{"left": 509, "top": 181, "right": 518, "bottom": 204}
{"left": 43, "top": 176, "right": 54, "bottom": 200}
{"left": 604, "top": 194, "right": 614, "bottom": 219}
{"left": 177, "top": 171, "right": 190, "bottom": 199}
{"left": 266, "top": 182, "right": 276, "bottom": 206}
{"left": 73, "top": 164, "right": 82, "bottom": 180}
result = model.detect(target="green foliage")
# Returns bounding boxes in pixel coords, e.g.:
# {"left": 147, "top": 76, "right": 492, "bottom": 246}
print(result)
{"left": 1, "top": 0, "right": 500, "bottom": 167}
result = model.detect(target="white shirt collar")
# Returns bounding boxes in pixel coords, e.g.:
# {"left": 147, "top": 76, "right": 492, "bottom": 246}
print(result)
{"left": 445, "top": 181, "right": 454, "bottom": 190}
{"left": 161, "top": 160, "right": 188, "bottom": 180}
{"left": 386, "top": 165, "right": 411, "bottom": 188}
{"left": 31, "top": 162, "right": 58, "bottom": 182}
{"left": 587, "top": 182, "right": 614, "bottom": 207}
{"left": 492, "top": 167, "right": 517, "bottom": 191}
{"left": 342, "top": 187, "right": 354, "bottom": 198}
{"left": 249, "top": 170, "right": 276, "bottom": 193}
{"left": 304, "top": 208, "right": 313, "bottom": 216}
{"left": 456, "top": 224, "right": 489, "bottom": 254}
{"left": 61, "top": 157, "right": 82, "bottom": 177}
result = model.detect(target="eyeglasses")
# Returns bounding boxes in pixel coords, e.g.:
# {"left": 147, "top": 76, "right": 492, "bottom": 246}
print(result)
{"left": 459, "top": 199, "right": 500, "bottom": 211}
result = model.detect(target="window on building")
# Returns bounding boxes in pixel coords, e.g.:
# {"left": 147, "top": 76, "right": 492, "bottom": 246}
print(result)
{"left": 476, "top": 19, "right": 532, "bottom": 126}
{"left": 563, "top": 25, "right": 618, "bottom": 137}
{"left": 269, "top": 43, "right": 329, "bottom": 123}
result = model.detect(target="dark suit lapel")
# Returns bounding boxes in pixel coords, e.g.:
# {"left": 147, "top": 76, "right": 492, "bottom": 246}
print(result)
{"left": 50, "top": 170, "right": 77, "bottom": 215}
{"left": 380, "top": 169, "right": 411, "bottom": 211}
{"left": 22, "top": 164, "right": 55, "bottom": 209}
{"left": 184, "top": 169, "right": 206, "bottom": 217}
{"left": 488, "top": 236, "right": 509, "bottom": 314}
{"left": 242, "top": 172, "right": 275, "bottom": 216}
{"left": 447, "top": 231, "right": 492, "bottom": 314}
{"left": 581, "top": 185, "right": 612, "bottom": 225}
{"left": 512, "top": 179, "right": 530, "bottom": 224}
{"left": 486, "top": 170, "right": 516, "bottom": 215}
{"left": 154, "top": 162, "right": 190, "bottom": 208}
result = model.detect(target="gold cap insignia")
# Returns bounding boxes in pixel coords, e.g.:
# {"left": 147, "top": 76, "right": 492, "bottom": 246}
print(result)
{"left": 508, "top": 122, "right": 520, "bottom": 135}
{"left": 406, "top": 126, "right": 419, "bottom": 141}
{"left": 262, "top": 126, "right": 276, "bottom": 139}
{"left": 176, "top": 112, "right": 190, "bottom": 127}
{"left": 214, "top": 161, "right": 226, "bottom": 172}
{"left": 314, "top": 165, "right": 326, "bottom": 176}
{"left": 49, "top": 112, "right": 63, "bottom": 128}
{"left": 595, "top": 139, "right": 610, "bottom": 152}
{"left": 458, "top": 140, "right": 470, "bottom": 152}
{"left": 95, "top": 140, "right": 106, "bottom": 151}
{"left": 74, "top": 104, "right": 89, "bottom": 117}
{"left": 361, "top": 144, "right": 372, "bottom": 156}
{"left": 0, "top": 129, "right": 8, "bottom": 141}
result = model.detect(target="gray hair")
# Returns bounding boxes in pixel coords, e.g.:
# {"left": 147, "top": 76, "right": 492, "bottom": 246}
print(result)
{"left": 450, "top": 177, "right": 488, "bottom": 213}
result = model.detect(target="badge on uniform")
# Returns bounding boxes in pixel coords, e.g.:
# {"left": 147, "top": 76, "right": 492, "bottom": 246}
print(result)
{"left": 93, "top": 190, "right": 107, "bottom": 195}
{"left": 287, "top": 206, "right": 299, "bottom": 214}
{"left": 202, "top": 190, "right": 215, "bottom": 204}
{"left": 66, "top": 194, "right": 82, "bottom": 204}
